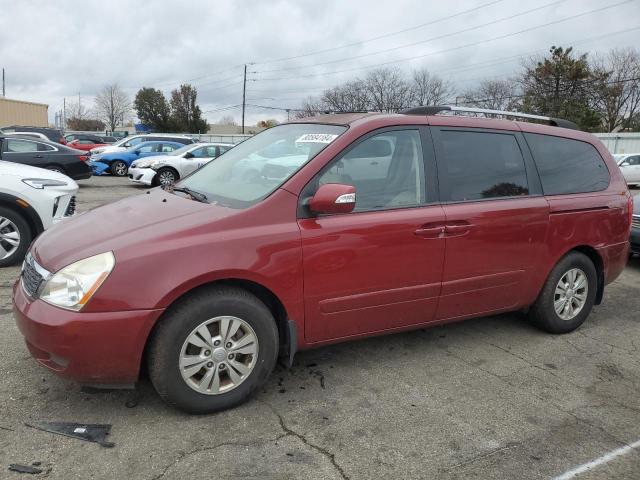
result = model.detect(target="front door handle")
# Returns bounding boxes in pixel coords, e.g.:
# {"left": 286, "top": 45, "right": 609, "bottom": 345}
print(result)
{"left": 415, "top": 225, "right": 445, "bottom": 238}
{"left": 34, "top": 154, "right": 44, "bottom": 159}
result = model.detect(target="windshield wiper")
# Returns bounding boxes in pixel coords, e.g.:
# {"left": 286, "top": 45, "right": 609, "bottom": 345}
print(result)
{"left": 171, "top": 186, "right": 209, "bottom": 203}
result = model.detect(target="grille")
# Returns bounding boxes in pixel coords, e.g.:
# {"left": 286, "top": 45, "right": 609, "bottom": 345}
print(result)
{"left": 64, "top": 196, "right": 76, "bottom": 217}
{"left": 633, "top": 215, "right": 640, "bottom": 229}
{"left": 22, "top": 259, "right": 45, "bottom": 298}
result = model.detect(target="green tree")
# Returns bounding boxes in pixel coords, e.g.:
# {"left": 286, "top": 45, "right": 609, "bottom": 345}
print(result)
{"left": 134, "top": 87, "right": 171, "bottom": 132}
{"left": 519, "top": 46, "right": 600, "bottom": 130}
{"left": 169, "top": 84, "right": 208, "bottom": 133}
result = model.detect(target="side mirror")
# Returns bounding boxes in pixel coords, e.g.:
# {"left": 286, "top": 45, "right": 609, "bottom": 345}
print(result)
{"left": 309, "top": 183, "right": 356, "bottom": 215}
{"left": 620, "top": 161, "right": 629, "bottom": 167}
{"left": 184, "top": 151, "right": 194, "bottom": 159}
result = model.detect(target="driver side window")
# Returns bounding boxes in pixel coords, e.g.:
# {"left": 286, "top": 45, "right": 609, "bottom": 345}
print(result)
{"left": 317, "top": 130, "right": 426, "bottom": 212}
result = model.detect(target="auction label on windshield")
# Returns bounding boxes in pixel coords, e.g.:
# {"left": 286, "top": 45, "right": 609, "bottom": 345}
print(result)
{"left": 296, "top": 133, "right": 339, "bottom": 144}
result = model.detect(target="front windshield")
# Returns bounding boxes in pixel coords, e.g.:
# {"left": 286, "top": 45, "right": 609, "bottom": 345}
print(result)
{"left": 179, "top": 124, "right": 347, "bottom": 208}
{"left": 169, "top": 144, "right": 197, "bottom": 156}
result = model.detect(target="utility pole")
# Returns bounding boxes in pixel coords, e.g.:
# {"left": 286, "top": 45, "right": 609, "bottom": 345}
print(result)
{"left": 2, "top": 68, "right": 5, "bottom": 97}
{"left": 63, "top": 98, "right": 66, "bottom": 131}
{"left": 241, "top": 64, "right": 247, "bottom": 134}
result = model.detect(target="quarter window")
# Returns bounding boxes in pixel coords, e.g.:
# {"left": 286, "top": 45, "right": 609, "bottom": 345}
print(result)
{"left": 524, "top": 133, "right": 609, "bottom": 195}
{"left": 438, "top": 130, "right": 529, "bottom": 202}
{"left": 318, "top": 130, "right": 426, "bottom": 212}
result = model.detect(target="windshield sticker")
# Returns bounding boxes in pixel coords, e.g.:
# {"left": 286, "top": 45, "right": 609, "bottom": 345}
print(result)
{"left": 295, "top": 133, "right": 339, "bottom": 144}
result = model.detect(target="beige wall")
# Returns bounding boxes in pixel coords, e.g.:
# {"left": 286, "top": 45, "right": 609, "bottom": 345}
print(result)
{"left": 0, "top": 97, "right": 48, "bottom": 128}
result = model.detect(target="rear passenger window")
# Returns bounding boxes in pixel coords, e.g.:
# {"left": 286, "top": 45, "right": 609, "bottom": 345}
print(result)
{"left": 438, "top": 130, "right": 529, "bottom": 202}
{"left": 525, "top": 133, "right": 610, "bottom": 195}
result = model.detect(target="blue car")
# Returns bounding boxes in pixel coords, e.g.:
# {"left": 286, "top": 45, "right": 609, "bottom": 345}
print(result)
{"left": 90, "top": 141, "right": 184, "bottom": 176}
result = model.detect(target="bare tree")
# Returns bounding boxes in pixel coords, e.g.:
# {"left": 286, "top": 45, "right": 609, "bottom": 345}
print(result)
{"left": 461, "top": 79, "right": 518, "bottom": 110}
{"left": 94, "top": 84, "right": 132, "bottom": 132}
{"left": 65, "top": 101, "right": 92, "bottom": 122}
{"left": 591, "top": 48, "right": 640, "bottom": 132}
{"left": 216, "top": 115, "right": 237, "bottom": 126}
{"left": 321, "top": 80, "right": 371, "bottom": 112}
{"left": 294, "top": 97, "right": 328, "bottom": 118}
{"left": 410, "top": 68, "right": 456, "bottom": 106}
{"left": 366, "top": 68, "right": 413, "bottom": 112}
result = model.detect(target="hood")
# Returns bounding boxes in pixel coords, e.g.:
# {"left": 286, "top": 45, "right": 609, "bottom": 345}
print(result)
{"left": 32, "top": 188, "right": 235, "bottom": 271}
{"left": 132, "top": 154, "right": 172, "bottom": 167}
{"left": 0, "top": 160, "right": 72, "bottom": 182}
{"left": 91, "top": 145, "right": 125, "bottom": 155}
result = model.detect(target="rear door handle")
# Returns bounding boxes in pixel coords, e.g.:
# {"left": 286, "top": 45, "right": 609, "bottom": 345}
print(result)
{"left": 414, "top": 225, "right": 445, "bottom": 238}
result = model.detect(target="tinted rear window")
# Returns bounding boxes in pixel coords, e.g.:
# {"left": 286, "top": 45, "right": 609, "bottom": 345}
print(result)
{"left": 525, "top": 133, "right": 610, "bottom": 195}
{"left": 438, "top": 130, "right": 529, "bottom": 202}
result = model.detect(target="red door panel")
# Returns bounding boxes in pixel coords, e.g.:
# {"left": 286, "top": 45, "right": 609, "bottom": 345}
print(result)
{"left": 300, "top": 205, "right": 446, "bottom": 342}
{"left": 436, "top": 197, "right": 550, "bottom": 320}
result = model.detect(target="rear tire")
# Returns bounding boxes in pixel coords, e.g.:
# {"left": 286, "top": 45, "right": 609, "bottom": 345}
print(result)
{"left": 528, "top": 252, "right": 597, "bottom": 334}
{"left": 0, "top": 206, "right": 32, "bottom": 267}
{"left": 148, "top": 286, "right": 278, "bottom": 414}
{"left": 111, "top": 160, "right": 128, "bottom": 177}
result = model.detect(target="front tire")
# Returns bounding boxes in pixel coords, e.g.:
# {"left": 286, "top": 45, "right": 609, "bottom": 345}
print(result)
{"left": 148, "top": 286, "right": 278, "bottom": 414}
{"left": 0, "top": 207, "right": 32, "bottom": 267}
{"left": 111, "top": 160, "right": 128, "bottom": 177}
{"left": 528, "top": 252, "right": 597, "bottom": 334}
{"left": 156, "top": 168, "right": 179, "bottom": 187}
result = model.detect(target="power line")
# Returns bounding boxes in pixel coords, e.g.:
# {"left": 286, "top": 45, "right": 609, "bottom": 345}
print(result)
{"left": 254, "top": 0, "right": 568, "bottom": 74}
{"left": 255, "top": 0, "right": 634, "bottom": 82}
{"left": 255, "top": 0, "right": 505, "bottom": 66}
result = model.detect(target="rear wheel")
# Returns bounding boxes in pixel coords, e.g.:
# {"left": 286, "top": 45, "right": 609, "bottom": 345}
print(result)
{"left": 111, "top": 160, "right": 128, "bottom": 177}
{"left": 156, "top": 168, "right": 179, "bottom": 187}
{"left": 0, "top": 207, "right": 31, "bottom": 267}
{"left": 148, "top": 286, "right": 278, "bottom": 414}
{"left": 528, "top": 252, "right": 597, "bottom": 333}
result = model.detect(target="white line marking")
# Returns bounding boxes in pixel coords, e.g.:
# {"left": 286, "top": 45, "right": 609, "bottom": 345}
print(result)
{"left": 553, "top": 438, "right": 640, "bottom": 479}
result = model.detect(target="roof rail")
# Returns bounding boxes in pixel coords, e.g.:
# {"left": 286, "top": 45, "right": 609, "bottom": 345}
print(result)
{"left": 401, "top": 105, "right": 579, "bottom": 130}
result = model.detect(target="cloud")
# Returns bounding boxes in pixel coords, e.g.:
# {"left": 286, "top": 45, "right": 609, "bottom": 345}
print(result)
{"left": 1, "top": 0, "right": 638, "bottom": 125}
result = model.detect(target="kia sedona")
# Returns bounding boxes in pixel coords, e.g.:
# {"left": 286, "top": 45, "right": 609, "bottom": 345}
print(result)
{"left": 13, "top": 106, "right": 632, "bottom": 414}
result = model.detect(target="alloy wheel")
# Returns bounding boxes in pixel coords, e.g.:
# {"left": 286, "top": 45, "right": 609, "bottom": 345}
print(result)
{"left": 113, "top": 162, "right": 127, "bottom": 176}
{"left": 554, "top": 268, "right": 588, "bottom": 320}
{"left": 179, "top": 316, "right": 259, "bottom": 395}
{"left": 0, "top": 216, "right": 20, "bottom": 260}
{"left": 158, "top": 170, "right": 176, "bottom": 186}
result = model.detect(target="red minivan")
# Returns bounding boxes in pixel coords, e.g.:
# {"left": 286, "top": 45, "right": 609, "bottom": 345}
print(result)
{"left": 13, "top": 106, "right": 632, "bottom": 413}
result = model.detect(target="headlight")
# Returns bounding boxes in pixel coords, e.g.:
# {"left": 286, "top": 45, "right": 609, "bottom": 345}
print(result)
{"left": 133, "top": 160, "right": 154, "bottom": 168}
{"left": 22, "top": 178, "right": 68, "bottom": 189}
{"left": 39, "top": 252, "right": 115, "bottom": 311}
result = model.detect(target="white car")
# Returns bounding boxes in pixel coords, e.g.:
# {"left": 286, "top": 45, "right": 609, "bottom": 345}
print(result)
{"left": 89, "top": 134, "right": 195, "bottom": 156}
{"left": 128, "top": 142, "right": 234, "bottom": 186}
{"left": 614, "top": 153, "right": 640, "bottom": 186}
{"left": 0, "top": 161, "right": 78, "bottom": 267}
{"left": 6, "top": 132, "right": 51, "bottom": 141}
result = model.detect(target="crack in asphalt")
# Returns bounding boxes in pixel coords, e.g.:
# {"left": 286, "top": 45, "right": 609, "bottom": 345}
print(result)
{"left": 149, "top": 434, "right": 287, "bottom": 480}
{"left": 262, "top": 400, "right": 350, "bottom": 480}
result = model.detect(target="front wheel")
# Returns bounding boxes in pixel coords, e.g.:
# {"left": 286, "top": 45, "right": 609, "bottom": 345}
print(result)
{"left": 110, "top": 160, "right": 128, "bottom": 177}
{"left": 148, "top": 286, "right": 279, "bottom": 414}
{"left": 156, "top": 168, "right": 178, "bottom": 187}
{"left": 528, "top": 252, "right": 597, "bottom": 334}
{"left": 0, "top": 207, "right": 32, "bottom": 267}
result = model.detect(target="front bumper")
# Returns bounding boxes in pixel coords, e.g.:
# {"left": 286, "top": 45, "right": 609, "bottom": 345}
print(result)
{"left": 89, "top": 160, "right": 111, "bottom": 176}
{"left": 13, "top": 279, "right": 163, "bottom": 385}
{"left": 128, "top": 167, "right": 156, "bottom": 186}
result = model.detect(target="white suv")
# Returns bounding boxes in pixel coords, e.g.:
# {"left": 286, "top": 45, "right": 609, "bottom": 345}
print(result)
{"left": 0, "top": 161, "right": 78, "bottom": 267}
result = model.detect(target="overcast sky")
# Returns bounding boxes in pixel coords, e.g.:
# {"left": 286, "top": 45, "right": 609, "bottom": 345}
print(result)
{"left": 1, "top": 0, "right": 638, "bottom": 126}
